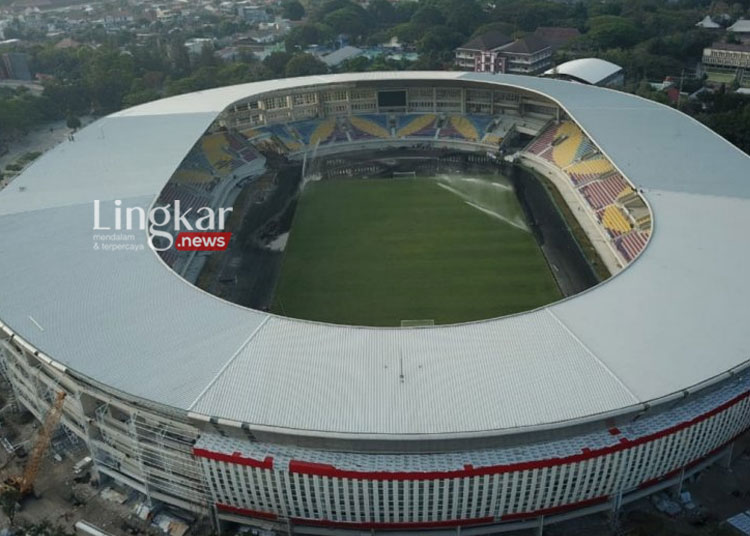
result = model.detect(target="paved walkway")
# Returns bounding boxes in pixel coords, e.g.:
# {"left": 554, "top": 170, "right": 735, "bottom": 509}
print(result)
{"left": 519, "top": 153, "right": 624, "bottom": 275}
{"left": 1, "top": 116, "right": 94, "bottom": 190}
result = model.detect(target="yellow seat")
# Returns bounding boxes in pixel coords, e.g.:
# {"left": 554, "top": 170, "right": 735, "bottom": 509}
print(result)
{"left": 449, "top": 115, "right": 479, "bottom": 141}
{"left": 310, "top": 118, "right": 336, "bottom": 146}
{"left": 172, "top": 169, "right": 213, "bottom": 184}
{"left": 567, "top": 158, "right": 614, "bottom": 175}
{"left": 201, "top": 133, "right": 233, "bottom": 169}
{"left": 601, "top": 205, "right": 632, "bottom": 234}
{"left": 397, "top": 115, "right": 435, "bottom": 137}
{"left": 350, "top": 116, "right": 390, "bottom": 138}
{"left": 552, "top": 122, "right": 584, "bottom": 168}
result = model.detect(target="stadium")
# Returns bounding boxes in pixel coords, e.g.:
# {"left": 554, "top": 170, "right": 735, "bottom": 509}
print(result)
{"left": 0, "top": 71, "right": 749, "bottom": 535}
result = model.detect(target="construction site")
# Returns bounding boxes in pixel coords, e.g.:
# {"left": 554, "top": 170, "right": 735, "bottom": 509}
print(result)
{"left": 0, "top": 371, "right": 220, "bottom": 536}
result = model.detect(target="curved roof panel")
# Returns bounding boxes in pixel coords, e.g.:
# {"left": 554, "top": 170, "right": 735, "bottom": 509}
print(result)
{"left": 1, "top": 72, "right": 749, "bottom": 439}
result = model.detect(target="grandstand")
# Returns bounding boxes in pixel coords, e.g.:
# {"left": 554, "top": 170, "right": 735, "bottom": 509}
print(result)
{"left": 348, "top": 114, "right": 391, "bottom": 139}
{"left": 521, "top": 119, "right": 650, "bottom": 265}
{"left": 397, "top": 114, "right": 438, "bottom": 138}
{"left": 579, "top": 174, "right": 632, "bottom": 209}
{"left": 3, "top": 73, "right": 750, "bottom": 536}
{"left": 599, "top": 204, "right": 632, "bottom": 236}
{"left": 616, "top": 230, "right": 650, "bottom": 262}
{"left": 438, "top": 115, "right": 493, "bottom": 142}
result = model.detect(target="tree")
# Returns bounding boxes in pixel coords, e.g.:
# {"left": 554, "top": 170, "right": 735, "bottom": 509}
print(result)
{"left": 282, "top": 0, "right": 305, "bottom": 21}
{"left": 313, "top": 0, "right": 357, "bottom": 20}
{"left": 82, "top": 48, "right": 136, "bottom": 113}
{"left": 285, "top": 53, "right": 328, "bottom": 77}
{"left": 367, "top": 0, "right": 396, "bottom": 24}
{"left": 66, "top": 114, "right": 81, "bottom": 130}
{"left": 0, "top": 486, "right": 20, "bottom": 526}
{"left": 394, "top": 0, "right": 419, "bottom": 22}
{"left": 264, "top": 51, "right": 293, "bottom": 76}
{"left": 22, "top": 519, "right": 75, "bottom": 536}
{"left": 587, "top": 15, "right": 640, "bottom": 49}
{"left": 417, "top": 26, "right": 465, "bottom": 54}
{"left": 411, "top": 5, "right": 445, "bottom": 26}
{"left": 196, "top": 43, "right": 218, "bottom": 69}
{"left": 285, "top": 23, "right": 334, "bottom": 52}
{"left": 394, "top": 1, "right": 419, "bottom": 22}
{"left": 169, "top": 37, "right": 191, "bottom": 77}
{"left": 391, "top": 22, "right": 423, "bottom": 44}
{"left": 324, "top": 6, "right": 370, "bottom": 37}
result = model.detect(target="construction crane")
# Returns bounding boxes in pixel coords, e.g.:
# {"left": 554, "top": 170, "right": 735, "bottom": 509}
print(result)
{"left": 5, "top": 390, "right": 66, "bottom": 496}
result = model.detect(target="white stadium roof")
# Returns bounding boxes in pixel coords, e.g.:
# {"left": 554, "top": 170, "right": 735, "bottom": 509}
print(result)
{"left": 545, "top": 58, "right": 623, "bottom": 85}
{"left": 1, "top": 72, "right": 750, "bottom": 440}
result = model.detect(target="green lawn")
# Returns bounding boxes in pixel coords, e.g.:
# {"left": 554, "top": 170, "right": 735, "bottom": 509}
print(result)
{"left": 706, "top": 70, "right": 738, "bottom": 84}
{"left": 271, "top": 177, "right": 561, "bottom": 326}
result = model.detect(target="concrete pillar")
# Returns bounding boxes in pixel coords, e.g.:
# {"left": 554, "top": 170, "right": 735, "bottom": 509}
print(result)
{"left": 211, "top": 504, "right": 222, "bottom": 535}
{"left": 724, "top": 442, "right": 735, "bottom": 470}
{"left": 672, "top": 467, "right": 686, "bottom": 495}
{"left": 609, "top": 491, "right": 623, "bottom": 533}
{"left": 535, "top": 515, "right": 544, "bottom": 536}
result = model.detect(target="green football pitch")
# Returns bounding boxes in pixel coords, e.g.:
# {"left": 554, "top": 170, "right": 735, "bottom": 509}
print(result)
{"left": 270, "top": 176, "right": 561, "bottom": 326}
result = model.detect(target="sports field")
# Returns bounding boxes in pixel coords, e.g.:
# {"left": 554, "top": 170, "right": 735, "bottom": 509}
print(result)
{"left": 271, "top": 176, "right": 561, "bottom": 326}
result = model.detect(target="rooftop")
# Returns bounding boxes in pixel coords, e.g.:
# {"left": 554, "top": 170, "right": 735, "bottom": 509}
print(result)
{"left": 544, "top": 57, "right": 623, "bottom": 85}
{"left": 0, "top": 72, "right": 749, "bottom": 441}
{"left": 498, "top": 34, "right": 550, "bottom": 55}
{"left": 728, "top": 18, "right": 750, "bottom": 32}
{"left": 457, "top": 30, "right": 513, "bottom": 52}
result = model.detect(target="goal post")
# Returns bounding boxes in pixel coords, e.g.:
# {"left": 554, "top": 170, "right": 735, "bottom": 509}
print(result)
{"left": 393, "top": 171, "right": 417, "bottom": 179}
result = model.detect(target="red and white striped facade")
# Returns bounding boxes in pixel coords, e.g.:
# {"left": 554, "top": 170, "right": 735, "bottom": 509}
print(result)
{"left": 194, "top": 374, "right": 750, "bottom": 532}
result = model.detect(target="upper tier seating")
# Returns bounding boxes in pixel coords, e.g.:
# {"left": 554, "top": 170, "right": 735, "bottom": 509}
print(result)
{"left": 255, "top": 124, "right": 304, "bottom": 152}
{"left": 397, "top": 114, "right": 438, "bottom": 138}
{"left": 525, "top": 123, "right": 557, "bottom": 159}
{"left": 599, "top": 205, "right": 632, "bottom": 236}
{"left": 566, "top": 157, "right": 616, "bottom": 185}
{"left": 551, "top": 121, "right": 584, "bottom": 168}
{"left": 349, "top": 115, "right": 391, "bottom": 140}
{"left": 616, "top": 231, "right": 649, "bottom": 262}
{"left": 158, "top": 183, "right": 212, "bottom": 213}
{"left": 293, "top": 118, "right": 348, "bottom": 146}
{"left": 201, "top": 133, "right": 244, "bottom": 172}
{"left": 579, "top": 174, "right": 632, "bottom": 210}
{"left": 438, "top": 115, "right": 492, "bottom": 142}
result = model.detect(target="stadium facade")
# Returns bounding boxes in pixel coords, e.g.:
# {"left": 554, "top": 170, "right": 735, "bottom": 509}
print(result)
{"left": 0, "top": 72, "right": 749, "bottom": 534}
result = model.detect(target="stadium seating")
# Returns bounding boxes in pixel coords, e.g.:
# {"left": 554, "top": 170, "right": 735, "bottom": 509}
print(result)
{"left": 616, "top": 231, "right": 649, "bottom": 262}
{"left": 171, "top": 167, "right": 213, "bottom": 185}
{"left": 525, "top": 123, "right": 558, "bottom": 159}
{"left": 438, "top": 115, "right": 481, "bottom": 141}
{"left": 598, "top": 205, "right": 632, "bottom": 236}
{"left": 396, "top": 114, "right": 437, "bottom": 138}
{"left": 551, "top": 121, "right": 584, "bottom": 168}
{"left": 566, "top": 157, "right": 616, "bottom": 185}
{"left": 241, "top": 127, "right": 261, "bottom": 139}
{"left": 259, "top": 124, "right": 304, "bottom": 153}
{"left": 349, "top": 115, "right": 391, "bottom": 140}
{"left": 466, "top": 115, "right": 494, "bottom": 140}
{"left": 578, "top": 174, "right": 631, "bottom": 210}
{"left": 574, "top": 138, "right": 597, "bottom": 161}
{"left": 523, "top": 121, "right": 652, "bottom": 264}
{"left": 158, "top": 183, "right": 212, "bottom": 213}
{"left": 483, "top": 134, "right": 503, "bottom": 146}
{"left": 293, "top": 118, "right": 348, "bottom": 146}
{"left": 201, "top": 133, "right": 244, "bottom": 173}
